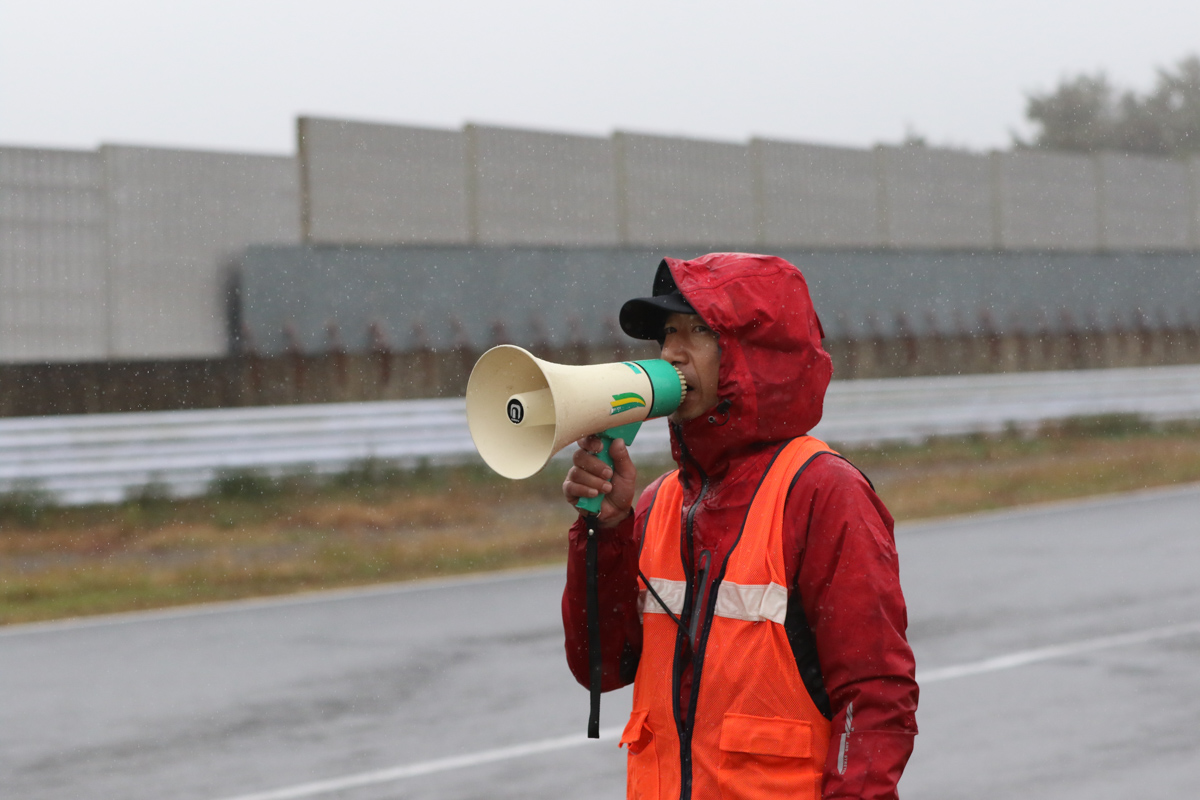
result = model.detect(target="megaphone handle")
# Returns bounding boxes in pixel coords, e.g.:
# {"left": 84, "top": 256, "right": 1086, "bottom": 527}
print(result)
{"left": 574, "top": 421, "right": 642, "bottom": 515}
{"left": 574, "top": 435, "right": 615, "bottom": 515}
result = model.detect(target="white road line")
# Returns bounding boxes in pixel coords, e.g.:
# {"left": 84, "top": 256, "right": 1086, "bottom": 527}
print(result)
{"left": 212, "top": 728, "right": 622, "bottom": 800}
{"left": 918, "top": 620, "right": 1200, "bottom": 683}
{"left": 210, "top": 619, "right": 1200, "bottom": 800}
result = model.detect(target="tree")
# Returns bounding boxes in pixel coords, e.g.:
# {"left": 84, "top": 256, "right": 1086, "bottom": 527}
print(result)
{"left": 1021, "top": 55, "right": 1200, "bottom": 157}
{"left": 1155, "top": 56, "right": 1200, "bottom": 154}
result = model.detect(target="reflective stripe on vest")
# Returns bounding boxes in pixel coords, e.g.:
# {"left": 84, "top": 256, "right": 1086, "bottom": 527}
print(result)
{"left": 639, "top": 578, "right": 789, "bottom": 625}
{"left": 622, "top": 436, "right": 837, "bottom": 800}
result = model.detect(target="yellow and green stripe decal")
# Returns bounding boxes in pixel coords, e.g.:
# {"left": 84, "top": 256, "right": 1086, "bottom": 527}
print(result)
{"left": 610, "top": 392, "right": 647, "bottom": 415}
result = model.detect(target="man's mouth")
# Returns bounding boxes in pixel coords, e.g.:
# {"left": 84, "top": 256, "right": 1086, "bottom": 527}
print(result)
{"left": 671, "top": 365, "right": 691, "bottom": 399}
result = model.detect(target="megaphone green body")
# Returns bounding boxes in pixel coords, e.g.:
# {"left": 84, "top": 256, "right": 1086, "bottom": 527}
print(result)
{"left": 466, "top": 345, "right": 687, "bottom": 512}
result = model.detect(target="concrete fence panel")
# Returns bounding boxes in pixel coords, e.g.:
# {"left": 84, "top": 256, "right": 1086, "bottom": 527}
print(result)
{"left": 996, "top": 150, "right": 1100, "bottom": 251}
{"left": 470, "top": 124, "right": 619, "bottom": 246}
{"left": 299, "top": 117, "right": 468, "bottom": 245}
{"left": 755, "top": 139, "right": 883, "bottom": 249}
{"left": 878, "top": 146, "right": 994, "bottom": 250}
{"left": 238, "top": 246, "right": 671, "bottom": 355}
{"left": 0, "top": 147, "right": 108, "bottom": 363}
{"left": 1098, "top": 152, "right": 1193, "bottom": 251}
{"left": 1189, "top": 156, "right": 1200, "bottom": 249}
{"left": 239, "top": 246, "right": 1199, "bottom": 354}
{"left": 788, "top": 250, "right": 1200, "bottom": 342}
{"left": 104, "top": 145, "right": 300, "bottom": 359}
{"left": 616, "top": 133, "right": 756, "bottom": 247}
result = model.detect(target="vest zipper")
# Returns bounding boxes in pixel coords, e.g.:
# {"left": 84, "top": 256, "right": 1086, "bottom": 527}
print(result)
{"left": 681, "top": 541, "right": 728, "bottom": 800}
{"left": 672, "top": 425, "right": 709, "bottom": 800}
{"left": 669, "top": 439, "right": 793, "bottom": 800}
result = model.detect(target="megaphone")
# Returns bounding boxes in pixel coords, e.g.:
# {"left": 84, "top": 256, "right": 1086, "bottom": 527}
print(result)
{"left": 467, "top": 344, "right": 686, "bottom": 739}
{"left": 466, "top": 345, "right": 686, "bottom": 513}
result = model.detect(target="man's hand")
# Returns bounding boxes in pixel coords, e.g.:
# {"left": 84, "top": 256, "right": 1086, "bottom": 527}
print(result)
{"left": 562, "top": 435, "right": 637, "bottom": 527}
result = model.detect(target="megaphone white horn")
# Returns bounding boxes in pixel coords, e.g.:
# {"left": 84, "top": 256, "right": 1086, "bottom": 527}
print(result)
{"left": 466, "top": 345, "right": 686, "bottom": 481}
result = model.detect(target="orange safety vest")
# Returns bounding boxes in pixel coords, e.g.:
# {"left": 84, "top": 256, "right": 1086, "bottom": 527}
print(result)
{"left": 621, "top": 436, "right": 836, "bottom": 800}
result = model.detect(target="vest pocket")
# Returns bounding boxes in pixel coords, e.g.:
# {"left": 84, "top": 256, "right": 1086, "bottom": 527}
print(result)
{"left": 717, "top": 712, "right": 817, "bottom": 800}
{"left": 621, "top": 709, "right": 659, "bottom": 800}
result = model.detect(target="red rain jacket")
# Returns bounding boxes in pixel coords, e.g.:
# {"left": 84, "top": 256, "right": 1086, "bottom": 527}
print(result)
{"left": 562, "top": 253, "right": 918, "bottom": 799}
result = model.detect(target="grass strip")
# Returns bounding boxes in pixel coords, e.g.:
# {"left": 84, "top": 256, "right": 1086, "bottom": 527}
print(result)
{"left": 3, "top": 414, "right": 1199, "bottom": 625}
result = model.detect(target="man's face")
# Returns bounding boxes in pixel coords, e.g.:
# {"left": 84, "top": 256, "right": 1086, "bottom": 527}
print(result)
{"left": 661, "top": 312, "right": 721, "bottom": 422}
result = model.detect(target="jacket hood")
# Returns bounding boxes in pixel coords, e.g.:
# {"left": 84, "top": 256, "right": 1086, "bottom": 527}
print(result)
{"left": 661, "top": 253, "right": 833, "bottom": 478}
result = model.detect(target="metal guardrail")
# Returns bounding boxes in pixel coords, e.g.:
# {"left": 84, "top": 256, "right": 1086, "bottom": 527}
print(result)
{"left": 2, "top": 365, "right": 1199, "bottom": 506}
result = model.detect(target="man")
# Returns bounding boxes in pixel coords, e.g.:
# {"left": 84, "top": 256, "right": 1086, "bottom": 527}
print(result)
{"left": 561, "top": 253, "right": 917, "bottom": 799}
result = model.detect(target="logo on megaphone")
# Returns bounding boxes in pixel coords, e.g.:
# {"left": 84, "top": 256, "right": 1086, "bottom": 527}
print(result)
{"left": 466, "top": 345, "right": 686, "bottom": 480}
{"left": 609, "top": 393, "right": 646, "bottom": 415}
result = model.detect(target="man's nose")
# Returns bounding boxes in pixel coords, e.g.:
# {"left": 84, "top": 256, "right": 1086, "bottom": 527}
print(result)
{"left": 661, "top": 336, "right": 686, "bottom": 364}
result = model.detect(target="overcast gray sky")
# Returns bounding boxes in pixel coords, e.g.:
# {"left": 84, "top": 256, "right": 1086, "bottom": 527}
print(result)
{"left": 1, "top": 0, "right": 1197, "bottom": 155}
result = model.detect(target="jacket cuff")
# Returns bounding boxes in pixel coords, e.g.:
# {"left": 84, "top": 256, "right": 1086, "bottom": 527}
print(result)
{"left": 822, "top": 730, "right": 916, "bottom": 800}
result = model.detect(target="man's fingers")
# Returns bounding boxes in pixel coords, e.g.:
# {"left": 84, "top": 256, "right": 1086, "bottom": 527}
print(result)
{"left": 575, "top": 434, "right": 603, "bottom": 454}
{"left": 608, "top": 438, "right": 635, "bottom": 478}
{"left": 571, "top": 446, "right": 614, "bottom": 480}
{"left": 564, "top": 480, "right": 611, "bottom": 500}
{"left": 563, "top": 436, "right": 625, "bottom": 514}
{"left": 563, "top": 438, "right": 636, "bottom": 526}
{"left": 565, "top": 466, "right": 613, "bottom": 497}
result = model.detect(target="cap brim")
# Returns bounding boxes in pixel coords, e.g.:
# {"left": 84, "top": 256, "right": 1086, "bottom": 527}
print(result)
{"left": 619, "top": 293, "right": 696, "bottom": 340}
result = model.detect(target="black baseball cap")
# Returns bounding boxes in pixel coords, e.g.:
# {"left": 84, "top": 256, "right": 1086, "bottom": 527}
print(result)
{"left": 619, "top": 260, "right": 697, "bottom": 341}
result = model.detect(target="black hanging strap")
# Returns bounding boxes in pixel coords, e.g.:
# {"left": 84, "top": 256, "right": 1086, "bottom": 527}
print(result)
{"left": 638, "top": 568, "right": 684, "bottom": 630}
{"left": 585, "top": 515, "right": 602, "bottom": 739}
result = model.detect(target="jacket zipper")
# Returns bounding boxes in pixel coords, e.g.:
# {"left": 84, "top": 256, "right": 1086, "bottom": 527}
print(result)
{"left": 687, "top": 550, "right": 711, "bottom": 651}
{"left": 671, "top": 425, "right": 709, "bottom": 800}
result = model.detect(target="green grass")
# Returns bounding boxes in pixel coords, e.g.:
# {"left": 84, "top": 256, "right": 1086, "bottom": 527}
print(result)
{"left": 3, "top": 414, "right": 1200, "bottom": 626}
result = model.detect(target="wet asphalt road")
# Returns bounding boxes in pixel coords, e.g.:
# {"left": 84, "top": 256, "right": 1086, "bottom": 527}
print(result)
{"left": 3, "top": 484, "right": 1199, "bottom": 800}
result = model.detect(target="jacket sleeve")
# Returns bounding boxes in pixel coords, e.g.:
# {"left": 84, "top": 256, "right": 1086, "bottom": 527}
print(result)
{"left": 785, "top": 455, "right": 919, "bottom": 800}
{"left": 562, "top": 475, "right": 667, "bottom": 691}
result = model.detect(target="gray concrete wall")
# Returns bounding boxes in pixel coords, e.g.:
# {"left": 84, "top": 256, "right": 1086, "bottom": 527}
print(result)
{"left": 103, "top": 145, "right": 300, "bottom": 359}
{"left": 1192, "top": 157, "right": 1200, "bottom": 248}
{"left": 616, "top": 133, "right": 756, "bottom": 247}
{"left": 0, "top": 146, "right": 108, "bottom": 363}
{"left": 791, "top": 250, "right": 1198, "bottom": 340}
{"left": 239, "top": 246, "right": 1200, "bottom": 355}
{"left": 878, "top": 145, "right": 995, "bottom": 250}
{"left": 299, "top": 117, "right": 468, "bottom": 245}
{"left": 296, "top": 116, "right": 1199, "bottom": 255}
{"left": 1098, "top": 152, "right": 1193, "bottom": 251}
{"left": 996, "top": 150, "right": 1100, "bottom": 251}
{"left": 238, "top": 246, "right": 655, "bottom": 354}
{"left": 469, "top": 124, "right": 619, "bottom": 246}
{"left": 6, "top": 117, "right": 1200, "bottom": 369}
{"left": 755, "top": 139, "right": 883, "bottom": 249}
